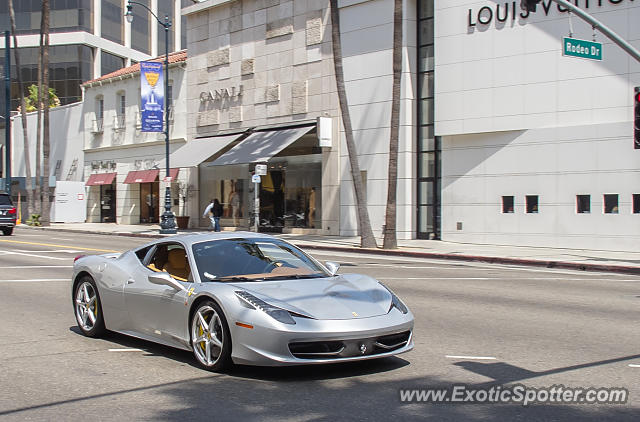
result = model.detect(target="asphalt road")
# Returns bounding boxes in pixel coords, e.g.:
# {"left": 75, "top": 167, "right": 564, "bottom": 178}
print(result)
{"left": 0, "top": 228, "right": 638, "bottom": 421}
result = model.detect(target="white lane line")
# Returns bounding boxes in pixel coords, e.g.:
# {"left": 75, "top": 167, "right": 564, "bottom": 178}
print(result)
{"left": 108, "top": 348, "right": 143, "bottom": 352}
{"left": 0, "top": 251, "right": 67, "bottom": 260}
{"left": 9, "top": 249, "right": 82, "bottom": 253}
{"left": 629, "top": 364, "right": 640, "bottom": 368}
{"left": 0, "top": 265, "right": 73, "bottom": 268}
{"left": 446, "top": 355, "right": 497, "bottom": 360}
{"left": 0, "top": 279, "right": 69, "bottom": 282}
{"left": 377, "top": 277, "right": 640, "bottom": 282}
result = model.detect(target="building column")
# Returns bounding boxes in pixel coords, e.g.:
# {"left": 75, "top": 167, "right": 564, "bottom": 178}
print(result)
{"left": 174, "top": 0, "right": 181, "bottom": 51}
{"left": 150, "top": 0, "right": 158, "bottom": 57}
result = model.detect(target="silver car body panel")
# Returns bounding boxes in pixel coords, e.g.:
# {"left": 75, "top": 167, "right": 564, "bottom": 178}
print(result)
{"left": 72, "top": 232, "right": 414, "bottom": 365}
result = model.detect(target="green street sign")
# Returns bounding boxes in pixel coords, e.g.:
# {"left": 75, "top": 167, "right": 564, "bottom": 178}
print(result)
{"left": 563, "top": 37, "right": 602, "bottom": 61}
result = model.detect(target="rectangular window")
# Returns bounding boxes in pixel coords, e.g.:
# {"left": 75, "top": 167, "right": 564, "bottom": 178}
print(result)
{"left": 502, "top": 196, "right": 514, "bottom": 213}
{"left": 633, "top": 194, "right": 640, "bottom": 214}
{"left": 603, "top": 194, "right": 618, "bottom": 214}
{"left": 576, "top": 195, "right": 590, "bottom": 214}
{"left": 118, "top": 94, "right": 126, "bottom": 116}
{"left": 526, "top": 195, "right": 539, "bottom": 213}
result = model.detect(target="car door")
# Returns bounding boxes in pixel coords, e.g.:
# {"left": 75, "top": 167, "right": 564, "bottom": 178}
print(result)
{"left": 123, "top": 242, "right": 192, "bottom": 348}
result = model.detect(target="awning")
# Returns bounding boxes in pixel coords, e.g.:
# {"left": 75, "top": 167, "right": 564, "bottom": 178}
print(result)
{"left": 123, "top": 169, "right": 160, "bottom": 184}
{"left": 85, "top": 172, "right": 117, "bottom": 186}
{"left": 209, "top": 126, "right": 314, "bottom": 166}
{"left": 170, "top": 133, "right": 243, "bottom": 167}
{"left": 160, "top": 168, "right": 180, "bottom": 181}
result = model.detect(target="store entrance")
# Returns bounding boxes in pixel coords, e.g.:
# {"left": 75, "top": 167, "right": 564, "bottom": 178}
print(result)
{"left": 259, "top": 170, "right": 285, "bottom": 232}
{"left": 140, "top": 182, "right": 159, "bottom": 223}
{"left": 100, "top": 183, "right": 116, "bottom": 223}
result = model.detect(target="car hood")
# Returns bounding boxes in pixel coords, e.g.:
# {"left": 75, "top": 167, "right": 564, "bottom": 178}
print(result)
{"left": 232, "top": 273, "right": 392, "bottom": 320}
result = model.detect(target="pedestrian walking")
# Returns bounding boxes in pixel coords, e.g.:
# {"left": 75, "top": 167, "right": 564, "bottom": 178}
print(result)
{"left": 203, "top": 198, "right": 223, "bottom": 232}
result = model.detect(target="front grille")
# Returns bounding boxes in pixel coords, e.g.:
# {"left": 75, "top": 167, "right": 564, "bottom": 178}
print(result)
{"left": 289, "top": 330, "right": 411, "bottom": 359}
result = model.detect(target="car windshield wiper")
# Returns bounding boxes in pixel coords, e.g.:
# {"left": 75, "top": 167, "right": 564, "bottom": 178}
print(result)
{"left": 261, "top": 273, "right": 326, "bottom": 281}
{"left": 214, "top": 276, "right": 264, "bottom": 282}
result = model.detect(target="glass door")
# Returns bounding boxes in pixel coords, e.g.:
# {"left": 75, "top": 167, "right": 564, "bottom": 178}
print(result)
{"left": 140, "top": 182, "right": 160, "bottom": 223}
{"left": 100, "top": 183, "right": 116, "bottom": 223}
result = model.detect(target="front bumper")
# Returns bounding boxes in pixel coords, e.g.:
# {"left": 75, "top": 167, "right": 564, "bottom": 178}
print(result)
{"left": 229, "top": 309, "right": 414, "bottom": 366}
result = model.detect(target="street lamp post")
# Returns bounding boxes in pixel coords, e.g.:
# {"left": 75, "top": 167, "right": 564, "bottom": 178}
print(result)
{"left": 125, "top": 1, "right": 176, "bottom": 234}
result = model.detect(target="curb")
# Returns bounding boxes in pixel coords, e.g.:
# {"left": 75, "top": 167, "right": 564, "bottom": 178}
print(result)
{"left": 16, "top": 226, "right": 640, "bottom": 276}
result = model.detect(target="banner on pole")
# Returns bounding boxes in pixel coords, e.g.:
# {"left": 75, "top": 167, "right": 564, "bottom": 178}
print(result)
{"left": 140, "top": 61, "right": 164, "bottom": 132}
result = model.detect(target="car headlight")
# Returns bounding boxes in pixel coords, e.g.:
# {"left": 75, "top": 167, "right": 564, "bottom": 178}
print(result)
{"left": 235, "top": 291, "right": 296, "bottom": 325}
{"left": 380, "top": 283, "right": 408, "bottom": 314}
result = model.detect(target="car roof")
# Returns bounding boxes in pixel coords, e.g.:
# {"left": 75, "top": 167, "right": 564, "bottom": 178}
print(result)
{"left": 136, "top": 231, "right": 280, "bottom": 250}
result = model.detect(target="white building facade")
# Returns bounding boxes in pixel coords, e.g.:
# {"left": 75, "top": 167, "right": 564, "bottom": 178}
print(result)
{"left": 181, "top": 0, "right": 418, "bottom": 237}
{"left": 436, "top": 0, "right": 640, "bottom": 251}
{"left": 81, "top": 51, "right": 193, "bottom": 226}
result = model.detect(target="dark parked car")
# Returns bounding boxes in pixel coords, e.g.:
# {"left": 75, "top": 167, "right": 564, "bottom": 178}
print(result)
{"left": 0, "top": 192, "right": 16, "bottom": 236}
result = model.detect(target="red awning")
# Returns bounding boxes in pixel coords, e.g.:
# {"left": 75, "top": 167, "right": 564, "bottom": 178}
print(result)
{"left": 123, "top": 169, "right": 179, "bottom": 184}
{"left": 123, "top": 170, "right": 160, "bottom": 184}
{"left": 164, "top": 168, "right": 179, "bottom": 181}
{"left": 85, "top": 173, "right": 117, "bottom": 186}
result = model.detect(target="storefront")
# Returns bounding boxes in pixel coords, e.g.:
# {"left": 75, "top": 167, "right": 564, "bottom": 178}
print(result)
{"left": 170, "top": 123, "right": 329, "bottom": 233}
{"left": 85, "top": 172, "right": 117, "bottom": 223}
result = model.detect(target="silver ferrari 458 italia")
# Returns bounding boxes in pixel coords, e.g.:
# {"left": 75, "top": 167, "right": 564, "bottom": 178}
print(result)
{"left": 72, "top": 232, "right": 414, "bottom": 371}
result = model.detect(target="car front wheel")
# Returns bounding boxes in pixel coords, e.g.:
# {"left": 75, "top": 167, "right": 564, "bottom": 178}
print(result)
{"left": 191, "top": 300, "right": 232, "bottom": 371}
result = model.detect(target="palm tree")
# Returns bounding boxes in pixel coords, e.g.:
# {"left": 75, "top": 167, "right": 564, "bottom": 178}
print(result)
{"left": 7, "top": 0, "right": 34, "bottom": 217}
{"left": 34, "top": 4, "right": 45, "bottom": 215}
{"left": 383, "top": 0, "right": 403, "bottom": 250}
{"left": 40, "top": 0, "right": 51, "bottom": 226}
{"left": 329, "top": 0, "right": 377, "bottom": 249}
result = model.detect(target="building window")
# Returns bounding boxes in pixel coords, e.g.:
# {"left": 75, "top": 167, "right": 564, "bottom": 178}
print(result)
{"left": 577, "top": 195, "right": 590, "bottom": 214}
{"left": 101, "top": 51, "right": 125, "bottom": 76}
{"left": 101, "top": 0, "right": 124, "bottom": 45}
{"left": 502, "top": 196, "right": 514, "bottom": 213}
{"left": 526, "top": 195, "right": 539, "bottom": 213}
{"left": 603, "top": 194, "right": 618, "bottom": 214}
{"left": 633, "top": 194, "right": 640, "bottom": 214}
{"left": 116, "top": 92, "right": 126, "bottom": 129}
{"left": 417, "top": 0, "right": 439, "bottom": 240}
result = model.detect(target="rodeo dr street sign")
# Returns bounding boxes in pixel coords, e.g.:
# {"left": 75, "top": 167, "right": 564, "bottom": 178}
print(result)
{"left": 563, "top": 37, "right": 603, "bottom": 61}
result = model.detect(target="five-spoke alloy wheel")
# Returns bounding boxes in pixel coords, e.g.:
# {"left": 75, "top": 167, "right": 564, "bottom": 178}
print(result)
{"left": 74, "top": 276, "right": 105, "bottom": 337}
{"left": 191, "top": 300, "right": 231, "bottom": 371}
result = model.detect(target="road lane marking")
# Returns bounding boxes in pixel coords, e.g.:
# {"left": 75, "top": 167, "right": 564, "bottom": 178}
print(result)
{"left": 0, "top": 265, "right": 73, "bottom": 268}
{"left": 0, "top": 239, "right": 119, "bottom": 253}
{"left": 10, "top": 249, "right": 83, "bottom": 253}
{"left": 629, "top": 364, "right": 640, "bottom": 368}
{"left": 446, "top": 355, "right": 497, "bottom": 360}
{"left": 0, "top": 251, "right": 67, "bottom": 260}
{"left": 0, "top": 279, "right": 69, "bottom": 282}
{"left": 109, "top": 348, "right": 143, "bottom": 352}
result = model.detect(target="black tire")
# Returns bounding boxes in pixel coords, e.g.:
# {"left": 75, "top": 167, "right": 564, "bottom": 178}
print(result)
{"left": 2, "top": 227, "right": 12, "bottom": 236}
{"left": 73, "top": 276, "right": 106, "bottom": 338}
{"left": 190, "top": 300, "right": 232, "bottom": 372}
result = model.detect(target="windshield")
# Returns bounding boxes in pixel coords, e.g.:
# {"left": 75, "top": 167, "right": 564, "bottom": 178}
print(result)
{"left": 0, "top": 195, "right": 11, "bottom": 206}
{"left": 192, "top": 238, "right": 328, "bottom": 282}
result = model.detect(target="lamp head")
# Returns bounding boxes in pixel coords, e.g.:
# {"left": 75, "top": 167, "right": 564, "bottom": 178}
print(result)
{"left": 125, "top": 4, "right": 134, "bottom": 24}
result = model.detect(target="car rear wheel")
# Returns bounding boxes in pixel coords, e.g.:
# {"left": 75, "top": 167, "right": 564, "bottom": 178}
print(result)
{"left": 191, "top": 300, "right": 232, "bottom": 371}
{"left": 74, "top": 276, "right": 106, "bottom": 337}
{"left": 2, "top": 227, "right": 12, "bottom": 236}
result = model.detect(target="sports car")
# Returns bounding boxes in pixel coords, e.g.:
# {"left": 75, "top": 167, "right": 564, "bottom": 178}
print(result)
{"left": 72, "top": 232, "right": 414, "bottom": 371}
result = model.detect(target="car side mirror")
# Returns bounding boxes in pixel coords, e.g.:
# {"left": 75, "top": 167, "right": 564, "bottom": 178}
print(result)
{"left": 325, "top": 261, "right": 340, "bottom": 276}
{"left": 148, "top": 272, "right": 188, "bottom": 292}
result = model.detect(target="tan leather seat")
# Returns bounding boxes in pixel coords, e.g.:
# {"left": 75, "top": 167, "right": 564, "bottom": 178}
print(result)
{"left": 163, "top": 249, "right": 190, "bottom": 281}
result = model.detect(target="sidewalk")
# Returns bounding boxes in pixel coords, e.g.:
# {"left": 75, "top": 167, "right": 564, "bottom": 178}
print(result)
{"left": 16, "top": 223, "right": 640, "bottom": 275}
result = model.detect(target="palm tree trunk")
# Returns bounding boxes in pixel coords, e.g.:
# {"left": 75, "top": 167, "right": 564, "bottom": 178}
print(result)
{"left": 35, "top": 7, "right": 45, "bottom": 215}
{"left": 7, "top": 0, "right": 34, "bottom": 217}
{"left": 40, "top": 0, "right": 51, "bottom": 226}
{"left": 383, "top": 0, "right": 403, "bottom": 250}
{"left": 329, "top": 0, "right": 377, "bottom": 249}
